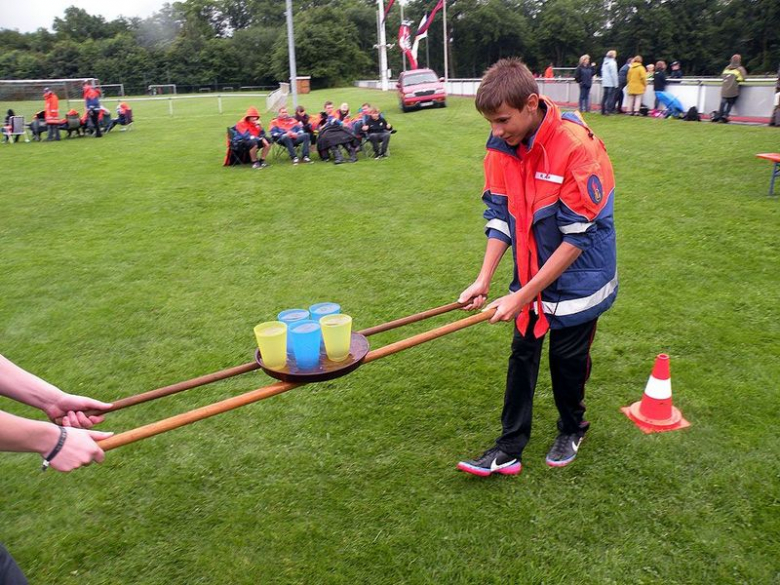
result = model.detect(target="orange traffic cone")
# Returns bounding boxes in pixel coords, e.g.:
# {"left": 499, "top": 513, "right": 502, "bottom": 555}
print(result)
{"left": 621, "top": 354, "right": 690, "bottom": 433}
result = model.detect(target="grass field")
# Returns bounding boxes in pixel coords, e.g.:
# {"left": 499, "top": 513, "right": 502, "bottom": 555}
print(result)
{"left": 1, "top": 87, "right": 779, "bottom": 584}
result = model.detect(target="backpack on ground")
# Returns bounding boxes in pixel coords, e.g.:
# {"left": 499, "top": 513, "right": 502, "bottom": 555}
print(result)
{"left": 683, "top": 106, "right": 701, "bottom": 122}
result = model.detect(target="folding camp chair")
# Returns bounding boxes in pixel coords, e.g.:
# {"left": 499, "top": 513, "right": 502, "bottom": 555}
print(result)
{"left": 223, "top": 126, "right": 253, "bottom": 166}
{"left": 117, "top": 109, "right": 134, "bottom": 131}
{"left": 63, "top": 114, "right": 83, "bottom": 138}
{"left": 3, "top": 116, "right": 30, "bottom": 143}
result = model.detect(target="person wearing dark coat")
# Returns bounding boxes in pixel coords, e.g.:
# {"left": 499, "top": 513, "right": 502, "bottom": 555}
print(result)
{"left": 574, "top": 54, "right": 594, "bottom": 112}
{"left": 361, "top": 107, "right": 394, "bottom": 158}
{"left": 653, "top": 61, "right": 667, "bottom": 111}
{"left": 615, "top": 58, "right": 632, "bottom": 113}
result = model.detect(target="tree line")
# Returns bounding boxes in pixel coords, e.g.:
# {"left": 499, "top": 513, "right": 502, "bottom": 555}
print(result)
{"left": 0, "top": 0, "right": 777, "bottom": 93}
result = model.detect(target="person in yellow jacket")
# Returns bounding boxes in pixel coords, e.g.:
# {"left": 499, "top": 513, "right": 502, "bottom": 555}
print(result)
{"left": 715, "top": 54, "right": 748, "bottom": 122}
{"left": 626, "top": 56, "right": 647, "bottom": 116}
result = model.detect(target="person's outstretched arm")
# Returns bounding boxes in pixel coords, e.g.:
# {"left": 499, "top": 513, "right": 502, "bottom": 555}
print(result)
{"left": 0, "top": 410, "right": 112, "bottom": 471}
{"left": 0, "top": 354, "right": 112, "bottom": 427}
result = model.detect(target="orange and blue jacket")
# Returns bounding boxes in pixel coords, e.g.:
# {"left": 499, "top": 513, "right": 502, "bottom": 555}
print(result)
{"left": 84, "top": 86, "right": 101, "bottom": 109}
{"left": 481, "top": 96, "right": 617, "bottom": 335}
{"left": 44, "top": 93, "right": 60, "bottom": 124}
{"left": 269, "top": 116, "right": 304, "bottom": 140}
{"left": 235, "top": 116, "right": 266, "bottom": 139}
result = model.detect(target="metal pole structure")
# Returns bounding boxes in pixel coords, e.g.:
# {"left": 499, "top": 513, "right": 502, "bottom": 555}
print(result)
{"left": 400, "top": 1, "right": 406, "bottom": 72}
{"left": 377, "top": 0, "right": 389, "bottom": 91}
{"left": 442, "top": 0, "right": 449, "bottom": 82}
{"left": 285, "top": 0, "right": 299, "bottom": 109}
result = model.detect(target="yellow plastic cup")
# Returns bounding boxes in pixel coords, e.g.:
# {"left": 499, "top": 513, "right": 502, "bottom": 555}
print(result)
{"left": 254, "top": 321, "right": 287, "bottom": 369}
{"left": 320, "top": 314, "right": 353, "bottom": 362}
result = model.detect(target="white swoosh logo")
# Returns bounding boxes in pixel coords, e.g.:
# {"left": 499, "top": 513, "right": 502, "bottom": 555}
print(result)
{"left": 572, "top": 440, "right": 581, "bottom": 453}
{"left": 490, "top": 457, "right": 517, "bottom": 471}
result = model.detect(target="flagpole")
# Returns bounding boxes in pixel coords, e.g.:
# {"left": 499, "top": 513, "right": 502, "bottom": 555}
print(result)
{"left": 400, "top": 1, "right": 406, "bottom": 72}
{"left": 442, "top": 0, "right": 448, "bottom": 82}
{"left": 377, "top": 0, "right": 389, "bottom": 91}
{"left": 285, "top": 0, "right": 298, "bottom": 108}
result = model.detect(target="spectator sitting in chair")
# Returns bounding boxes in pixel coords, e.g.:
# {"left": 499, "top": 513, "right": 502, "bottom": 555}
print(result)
{"left": 107, "top": 102, "right": 133, "bottom": 131}
{"left": 270, "top": 106, "right": 312, "bottom": 164}
{"left": 61, "top": 108, "right": 84, "bottom": 138}
{"left": 318, "top": 101, "right": 358, "bottom": 163}
{"left": 3, "top": 109, "right": 19, "bottom": 143}
{"left": 350, "top": 102, "right": 373, "bottom": 138}
{"left": 28, "top": 111, "right": 46, "bottom": 141}
{"left": 295, "top": 105, "right": 317, "bottom": 144}
{"left": 235, "top": 107, "right": 271, "bottom": 169}
{"left": 337, "top": 102, "right": 351, "bottom": 122}
{"left": 362, "top": 107, "right": 393, "bottom": 159}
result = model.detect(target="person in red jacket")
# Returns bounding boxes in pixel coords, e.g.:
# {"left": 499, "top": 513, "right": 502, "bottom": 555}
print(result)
{"left": 457, "top": 58, "right": 617, "bottom": 476}
{"left": 43, "top": 88, "right": 61, "bottom": 141}
{"left": 234, "top": 107, "right": 271, "bottom": 168}
{"left": 83, "top": 81, "right": 103, "bottom": 137}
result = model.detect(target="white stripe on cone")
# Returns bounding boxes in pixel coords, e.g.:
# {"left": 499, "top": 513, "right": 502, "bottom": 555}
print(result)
{"left": 644, "top": 376, "right": 672, "bottom": 400}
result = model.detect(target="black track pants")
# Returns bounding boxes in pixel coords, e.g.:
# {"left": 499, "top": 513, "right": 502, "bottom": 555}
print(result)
{"left": 496, "top": 315, "right": 598, "bottom": 458}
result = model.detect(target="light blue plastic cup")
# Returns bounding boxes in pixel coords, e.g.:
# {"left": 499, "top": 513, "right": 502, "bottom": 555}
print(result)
{"left": 278, "top": 308, "right": 310, "bottom": 352}
{"left": 290, "top": 320, "right": 322, "bottom": 370}
{"left": 308, "top": 302, "right": 341, "bottom": 321}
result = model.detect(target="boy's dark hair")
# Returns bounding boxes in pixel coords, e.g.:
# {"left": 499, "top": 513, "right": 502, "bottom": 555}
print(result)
{"left": 324, "top": 100, "right": 333, "bottom": 108}
{"left": 475, "top": 58, "right": 538, "bottom": 115}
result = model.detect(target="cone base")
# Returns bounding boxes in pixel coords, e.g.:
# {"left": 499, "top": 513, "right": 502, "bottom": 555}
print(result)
{"left": 621, "top": 401, "right": 690, "bottom": 434}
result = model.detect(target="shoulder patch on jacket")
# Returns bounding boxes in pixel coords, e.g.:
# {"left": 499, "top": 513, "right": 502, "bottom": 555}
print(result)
{"left": 586, "top": 175, "right": 604, "bottom": 205}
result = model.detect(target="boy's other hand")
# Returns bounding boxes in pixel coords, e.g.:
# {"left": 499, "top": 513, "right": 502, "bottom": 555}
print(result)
{"left": 484, "top": 291, "right": 529, "bottom": 324}
{"left": 458, "top": 281, "right": 489, "bottom": 310}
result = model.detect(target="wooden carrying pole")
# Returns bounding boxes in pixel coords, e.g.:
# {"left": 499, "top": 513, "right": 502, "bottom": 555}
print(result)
{"left": 98, "top": 309, "right": 494, "bottom": 452}
{"left": 92, "top": 301, "right": 464, "bottom": 416}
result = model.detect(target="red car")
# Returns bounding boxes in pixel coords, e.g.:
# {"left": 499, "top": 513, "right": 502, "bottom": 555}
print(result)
{"left": 397, "top": 69, "right": 447, "bottom": 112}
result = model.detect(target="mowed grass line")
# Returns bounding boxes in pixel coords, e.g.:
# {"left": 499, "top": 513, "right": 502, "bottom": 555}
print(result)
{"left": 1, "top": 88, "right": 779, "bottom": 584}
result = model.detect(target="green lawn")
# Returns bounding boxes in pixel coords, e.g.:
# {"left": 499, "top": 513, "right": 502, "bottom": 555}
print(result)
{"left": 1, "top": 88, "right": 779, "bottom": 584}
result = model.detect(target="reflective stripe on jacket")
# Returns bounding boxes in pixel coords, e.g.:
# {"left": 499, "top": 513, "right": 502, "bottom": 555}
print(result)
{"left": 44, "top": 94, "right": 59, "bottom": 123}
{"left": 481, "top": 97, "right": 618, "bottom": 334}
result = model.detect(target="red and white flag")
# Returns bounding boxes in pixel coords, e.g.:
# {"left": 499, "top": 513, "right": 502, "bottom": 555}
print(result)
{"left": 415, "top": 0, "right": 443, "bottom": 37}
{"left": 381, "top": 0, "right": 396, "bottom": 25}
{"left": 411, "top": 13, "right": 427, "bottom": 62}
{"left": 398, "top": 22, "right": 418, "bottom": 69}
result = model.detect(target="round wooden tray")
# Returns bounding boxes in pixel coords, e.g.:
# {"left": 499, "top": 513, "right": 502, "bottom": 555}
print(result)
{"left": 255, "top": 332, "right": 370, "bottom": 383}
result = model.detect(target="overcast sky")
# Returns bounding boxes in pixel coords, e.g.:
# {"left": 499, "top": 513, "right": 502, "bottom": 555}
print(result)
{"left": 0, "top": 0, "right": 166, "bottom": 33}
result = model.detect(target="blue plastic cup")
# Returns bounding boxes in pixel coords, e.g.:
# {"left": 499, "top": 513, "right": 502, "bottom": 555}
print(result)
{"left": 278, "top": 308, "right": 310, "bottom": 352}
{"left": 309, "top": 302, "right": 341, "bottom": 321}
{"left": 289, "top": 320, "right": 322, "bottom": 370}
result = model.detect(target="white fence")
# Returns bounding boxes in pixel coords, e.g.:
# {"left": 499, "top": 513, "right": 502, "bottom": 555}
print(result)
{"left": 356, "top": 77, "right": 778, "bottom": 120}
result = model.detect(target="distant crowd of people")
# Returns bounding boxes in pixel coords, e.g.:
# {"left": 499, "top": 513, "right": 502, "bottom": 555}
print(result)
{"left": 544, "top": 53, "right": 779, "bottom": 124}
{"left": 228, "top": 100, "right": 394, "bottom": 169}
{"left": 2, "top": 82, "right": 133, "bottom": 144}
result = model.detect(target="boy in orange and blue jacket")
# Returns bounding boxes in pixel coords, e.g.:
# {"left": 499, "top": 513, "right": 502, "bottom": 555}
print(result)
{"left": 457, "top": 58, "right": 617, "bottom": 476}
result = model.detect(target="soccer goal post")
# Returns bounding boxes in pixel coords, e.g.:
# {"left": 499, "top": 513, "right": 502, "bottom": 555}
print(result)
{"left": 148, "top": 84, "right": 177, "bottom": 96}
{"left": 0, "top": 77, "right": 99, "bottom": 104}
{"left": 100, "top": 83, "right": 125, "bottom": 97}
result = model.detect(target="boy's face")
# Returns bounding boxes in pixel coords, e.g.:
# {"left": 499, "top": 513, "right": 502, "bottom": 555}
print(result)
{"left": 482, "top": 96, "right": 540, "bottom": 147}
